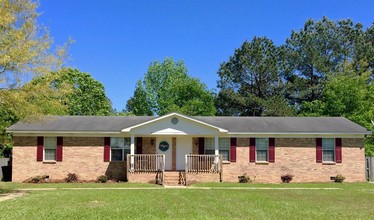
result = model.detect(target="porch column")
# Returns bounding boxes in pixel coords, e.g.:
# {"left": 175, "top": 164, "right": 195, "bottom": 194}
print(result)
{"left": 214, "top": 135, "right": 219, "bottom": 163}
{"left": 130, "top": 134, "right": 135, "bottom": 170}
{"left": 214, "top": 135, "right": 219, "bottom": 155}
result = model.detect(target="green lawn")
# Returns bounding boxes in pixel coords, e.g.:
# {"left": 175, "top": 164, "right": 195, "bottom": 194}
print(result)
{"left": 0, "top": 182, "right": 373, "bottom": 219}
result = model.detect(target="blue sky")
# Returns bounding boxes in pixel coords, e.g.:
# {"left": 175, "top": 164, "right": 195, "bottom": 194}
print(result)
{"left": 37, "top": 0, "right": 374, "bottom": 111}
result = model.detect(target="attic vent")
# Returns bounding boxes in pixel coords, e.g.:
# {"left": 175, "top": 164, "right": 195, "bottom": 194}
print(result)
{"left": 171, "top": 117, "right": 178, "bottom": 125}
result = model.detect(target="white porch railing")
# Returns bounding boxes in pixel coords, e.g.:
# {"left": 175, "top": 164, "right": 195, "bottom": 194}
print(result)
{"left": 127, "top": 154, "right": 165, "bottom": 173}
{"left": 185, "top": 155, "right": 222, "bottom": 173}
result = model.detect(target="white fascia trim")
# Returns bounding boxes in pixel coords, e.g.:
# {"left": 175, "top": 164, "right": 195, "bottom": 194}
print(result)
{"left": 225, "top": 132, "right": 367, "bottom": 138}
{"left": 121, "top": 112, "right": 228, "bottom": 133}
{"left": 11, "top": 131, "right": 123, "bottom": 137}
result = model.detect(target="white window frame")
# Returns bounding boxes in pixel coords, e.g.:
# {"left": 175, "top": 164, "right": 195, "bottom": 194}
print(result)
{"left": 44, "top": 137, "right": 57, "bottom": 161}
{"left": 110, "top": 137, "right": 131, "bottom": 161}
{"left": 256, "top": 138, "right": 269, "bottom": 162}
{"left": 322, "top": 138, "right": 335, "bottom": 162}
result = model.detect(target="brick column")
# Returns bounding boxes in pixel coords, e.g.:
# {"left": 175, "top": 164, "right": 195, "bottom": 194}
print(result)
{"left": 172, "top": 137, "right": 176, "bottom": 171}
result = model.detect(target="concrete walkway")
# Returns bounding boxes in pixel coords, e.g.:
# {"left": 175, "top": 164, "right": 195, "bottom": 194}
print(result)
{"left": 0, "top": 192, "right": 26, "bottom": 202}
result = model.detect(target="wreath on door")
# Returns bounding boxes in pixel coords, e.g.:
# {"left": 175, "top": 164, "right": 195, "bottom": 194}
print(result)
{"left": 159, "top": 141, "right": 169, "bottom": 152}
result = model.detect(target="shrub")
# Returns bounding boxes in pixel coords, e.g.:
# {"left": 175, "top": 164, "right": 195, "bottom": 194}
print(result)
{"left": 65, "top": 173, "right": 78, "bottom": 183}
{"left": 25, "top": 175, "right": 49, "bottom": 183}
{"left": 97, "top": 175, "right": 108, "bottom": 183}
{"left": 238, "top": 173, "right": 255, "bottom": 183}
{"left": 334, "top": 174, "right": 345, "bottom": 183}
{"left": 281, "top": 174, "right": 294, "bottom": 183}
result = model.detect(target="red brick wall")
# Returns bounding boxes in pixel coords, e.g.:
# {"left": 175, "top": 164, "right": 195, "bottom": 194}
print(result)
{"left": 222, "top": 138, "right": 365, "bottom": 183}
{"left": 12, "top": 136, "right": 126, "bottom": 182}
{"left": 12, "top": 136, "right": 366, "bottom": 183}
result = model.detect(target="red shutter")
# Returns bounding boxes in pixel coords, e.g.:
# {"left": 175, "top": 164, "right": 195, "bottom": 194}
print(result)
{"left": 230, "top": 138, "right": 237, "bottom": 162}
{"left": 269, "top": 138, "right": 275, "bottom": 163}
{"left": 198, "top": 137, "right": 205, "bottom": 154}
{"left": 136, "top": 137, "right": 143, "bottom": 154}
{"left": 104, "top": 137, "right": 110, "bottom": 162}
{"left": 316, "top": 138, "right": 322, "bottom": 163}
{"left": 335, "top": 138, "right": 342, "bottom": 163}
{"left": 250, "top": 138, "right": 256, "bottom": 162}
{"left": 56, "top": 137, "right": 63, "bottom": 161}
{"left": 37, "top": 136, "right": 44, "bottom": 161}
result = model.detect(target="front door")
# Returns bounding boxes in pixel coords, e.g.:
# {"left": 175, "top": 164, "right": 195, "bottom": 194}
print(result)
{"left": 156, "top": 137, "right": 172, "bottom": 170}
{"left": 176, "top": 137, "right": 192, "bottom": 170}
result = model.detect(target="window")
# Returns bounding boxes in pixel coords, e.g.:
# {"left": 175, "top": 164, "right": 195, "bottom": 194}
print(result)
{"left": 204, "top": 138, "right": 230, "bottom": 161}
{"left": 256, "top": 138, "right": 268, "bottom": 162}
{"left": 322, "top": 138, "right": 335, "bottom": 162}
{"left": 218, "top": 138, "right": 230, "bottom": 161}
{"left": 204, "top": 138, "right": 215, "bottom": 155}
{"left": 44, "top": 137, "right": 57, "bottom": 161}
{"left": 110, "top": 137, "right": 131, "bottom": 161}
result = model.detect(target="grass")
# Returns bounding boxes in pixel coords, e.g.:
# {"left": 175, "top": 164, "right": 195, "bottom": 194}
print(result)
{"left": 0, "top": 182, "right": 162, "bottom": 189}
{"left": 0, "top": 182, "right": 373, "bottom": 219}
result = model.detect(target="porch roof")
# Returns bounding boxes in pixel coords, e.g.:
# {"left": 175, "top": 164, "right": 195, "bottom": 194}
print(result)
{"left": 7, "top": 113, "right": 371, "bottom": 135}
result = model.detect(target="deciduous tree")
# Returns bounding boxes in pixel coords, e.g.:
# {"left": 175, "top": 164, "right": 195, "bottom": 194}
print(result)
{"left": 126, "top": 58, "right": 216, "bottom": 116}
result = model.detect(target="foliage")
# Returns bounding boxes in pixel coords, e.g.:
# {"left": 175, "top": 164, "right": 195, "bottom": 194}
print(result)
{"left": 65, "top": 173, "right": 78, "bottom": 183}
{"left": 334, "top": 174, "right": 346, "bottom": 183}
{"left": 0, "top": 105, "right": 18, "bottom": 152}
{"left": 126, "top": 58, "right": 216, "bottom": 116}
{"left": 30, "top": 68, "right": 112, "bottom": 116}
{"left": 0, "top": 0, "right": 72, "bottom": 152}
{"left": 238, "top": 173, "right": 255, "bottom": 183}
{"left": 0, "top": 0, "right": 71, "bottom": 86}
{"left": 217, "top": 37, "right": 293, "bottom": 116}
{"left": 281, "top": 174, "right": 294, "bottom": 183}
{"left": 283, "top": 17, "right": 372, "bottom": 107}
{"left": 24, "top": 175, "right": 50, "bottom": 183}
{"left": 365, "top": 135, "right": 374, "bottom": 157}
{"left": 96, "top": 175, "right": 108, "bottom": 183}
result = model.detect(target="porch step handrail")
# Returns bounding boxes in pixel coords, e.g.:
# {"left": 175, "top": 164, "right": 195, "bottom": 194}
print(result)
{"left": 185, "top": 154, "right": 222, "bottom": 173}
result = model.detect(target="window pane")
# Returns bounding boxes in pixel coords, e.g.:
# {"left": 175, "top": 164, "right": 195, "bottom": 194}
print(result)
{"left": 111, "top": 149, "right": 123, "bottom": 161}
{"left": 220, "top": 150, "right": 229, "bottom": 161}
{"left": 219, "top": 138, "right": 230, "bottom": 150}
{"left": 124, "top": 138, "right": 131, "bottom": 149}
{"left": 124, "top": 149, "right": 130, "bottom": 160}
{"left": 45, "top": 149, "right": 56, "bottom": 160}
{"left": 322, "top": 138, "right": 334, "bottom": 150}
{"left": 256, "top": 138, "right": 268, "bottom": 150}
{"left": 256, "top": 150, "right": 268, "bottom": 161}
{"left": 205, "top": 150, "right": 215, "bottom": 155}
{"left": 44, "top": 137, "right": 57, "bottom": 149}
{"left": 323, "top": 150, "right": 334, "bottom": 162}
{"left": 111, "top": 137, "right": 124, "bottom": 149}
{"left": 204, "top": 138, "right": 214, "bottom": 150}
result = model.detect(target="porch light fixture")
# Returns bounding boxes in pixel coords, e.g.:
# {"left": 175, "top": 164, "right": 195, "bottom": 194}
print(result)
{"left": 195, "top": 139, "right": 198, "bottom": 146}
{"left": 150, "top": 139, "right": 154, "bottom": 146}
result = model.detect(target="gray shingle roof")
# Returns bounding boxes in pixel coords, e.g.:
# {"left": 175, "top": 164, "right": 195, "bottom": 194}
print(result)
{"left": 7, "top": 116, "right": 155, "bottom": 132}
{"left": 194, "top": 116, "right": 369, "bottom": 134}
{"left": 7, "top": 115, "right": 370, "bottom": 134}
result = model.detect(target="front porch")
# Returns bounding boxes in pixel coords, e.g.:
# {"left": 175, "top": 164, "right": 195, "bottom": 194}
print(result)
{"left": 120, "top": 113, "right": 228, "bottom": 185}
{"left": 126, "top": 154, "right": 222, "bottom": 185}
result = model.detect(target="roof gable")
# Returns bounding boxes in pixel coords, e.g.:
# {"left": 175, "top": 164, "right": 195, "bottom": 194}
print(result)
{"left": 122, "top": 113, "right": 228, "bottom": 135}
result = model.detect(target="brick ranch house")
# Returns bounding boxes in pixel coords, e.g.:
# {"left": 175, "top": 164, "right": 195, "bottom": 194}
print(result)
{"left": 7, "top": 112, "right": 370, "bottom": 185}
